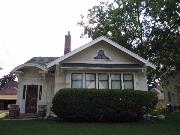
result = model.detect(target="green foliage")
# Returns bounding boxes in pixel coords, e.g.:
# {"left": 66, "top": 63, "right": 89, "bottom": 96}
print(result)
{"left": 78, "top": 0, "right": 178, "bottom": 86}
{"left": 175, "top": 1, "right": 180, "bottom": 72}
{"left": 52, "top": 88, "right": 158, "bottom": 122}
{"left": 0, "top": 74, "right": 16, "bottom": 90}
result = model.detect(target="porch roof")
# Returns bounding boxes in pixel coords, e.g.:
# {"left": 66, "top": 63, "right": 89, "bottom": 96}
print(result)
{"left": 11, "top": 57, "right": 59, "bottom": 72}
{"left": 25, "top": 57, "right": 59, "bottom": 67}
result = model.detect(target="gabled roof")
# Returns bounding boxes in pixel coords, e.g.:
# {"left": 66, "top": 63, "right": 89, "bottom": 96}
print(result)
{"left": 11, "top": 57, "right": 59, "bottom": 72}
{"left": 11, "top": 36, "right": 156, "bottom": 73}
{"left": 47, "top": 36, "right": 156, "bottom": 69}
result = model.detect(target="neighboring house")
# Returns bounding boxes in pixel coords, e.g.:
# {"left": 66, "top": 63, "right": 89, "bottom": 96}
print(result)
{"left": 0, "top": 81, "right": 17, "bottom": 110}
{"left": 150, "top": 83, "right": 164, "bottom": 101}
{"left": 11, "top": 32, "right": 156, "bottom": 115}
{"left": 164, "top": 71, "right": 180, "bottom": 106}
{"left": 150, "top": 83, "right": 165, "bottom": 109}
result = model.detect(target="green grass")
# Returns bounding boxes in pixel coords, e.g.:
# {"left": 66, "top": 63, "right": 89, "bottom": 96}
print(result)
{"left": 0, "top": 113, "right": 179, "bottom": 135}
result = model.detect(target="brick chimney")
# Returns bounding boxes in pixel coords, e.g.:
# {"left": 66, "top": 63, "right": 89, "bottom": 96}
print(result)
{"left": 64, "top": 31, "right": 71, "bottom": 55}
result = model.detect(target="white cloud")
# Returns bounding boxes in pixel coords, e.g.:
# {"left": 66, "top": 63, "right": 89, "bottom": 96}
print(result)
{"left": 0, "top": 0, "right": 101, "bottom": 77}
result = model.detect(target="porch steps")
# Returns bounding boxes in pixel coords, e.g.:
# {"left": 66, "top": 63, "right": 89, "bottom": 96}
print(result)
{"left": 19, "top": 113, "right": 38, "bottom": 119}
{"left": 4, "top": 113, "right": 38, "bottom": 120}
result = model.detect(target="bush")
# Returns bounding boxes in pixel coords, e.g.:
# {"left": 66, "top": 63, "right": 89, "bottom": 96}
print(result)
{"left": 52, "top": 89, "right": 158, "bottom": 122}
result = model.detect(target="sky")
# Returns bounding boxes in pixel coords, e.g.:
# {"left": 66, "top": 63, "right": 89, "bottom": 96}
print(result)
{"left": 0, "top": 0, "right": 102, "bottom": 78}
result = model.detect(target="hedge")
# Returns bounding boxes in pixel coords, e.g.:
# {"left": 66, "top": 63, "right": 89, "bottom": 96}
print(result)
{"left": 52, "top": 89, "right": 158, "bottom": 122}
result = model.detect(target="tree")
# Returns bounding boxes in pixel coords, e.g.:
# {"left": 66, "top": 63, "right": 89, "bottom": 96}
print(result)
{"left": 175, "top": 0, "right": 180, "bottom": 72}
{"left": 0, "top": 74, "right": 16, "bottom": 90}
{"left": 78, "top": 0, "right": 178, "bottom": 86}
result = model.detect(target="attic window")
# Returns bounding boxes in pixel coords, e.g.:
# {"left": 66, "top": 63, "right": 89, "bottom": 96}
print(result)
{"left": 94, "top": 50, "right": 109, "bottom": 60}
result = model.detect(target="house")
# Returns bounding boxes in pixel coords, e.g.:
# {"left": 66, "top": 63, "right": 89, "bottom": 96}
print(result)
{"left": 164, "top": 71, "right": 180, "bottom": 106}
{"left": 150, "top": 83, "right": 165, "bottom": 110}
{"left": 11, "top": 32, "right": 156, "bottom": 115}
{"left": 0, "top": 81, "right": 17, "bottom": 110}
{"left": 150, "top": 83, "right": 164, "bottom": 101}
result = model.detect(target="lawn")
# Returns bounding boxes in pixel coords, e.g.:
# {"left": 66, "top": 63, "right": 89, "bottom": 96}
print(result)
{"left": 0, "top": 113, "right": 179, "bottom": 135}
{"left": 0, "top": 112, "right": 6, "bottom": 119}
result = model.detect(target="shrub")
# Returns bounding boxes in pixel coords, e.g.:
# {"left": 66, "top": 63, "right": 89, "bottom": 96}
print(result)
{"left": 52, "top": 89, "right": 158, "bottom": 122}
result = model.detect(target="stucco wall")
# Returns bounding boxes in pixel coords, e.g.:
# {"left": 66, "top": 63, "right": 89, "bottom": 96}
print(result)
{"left": 54, "top": 64, "right": 66, "bottom": 94}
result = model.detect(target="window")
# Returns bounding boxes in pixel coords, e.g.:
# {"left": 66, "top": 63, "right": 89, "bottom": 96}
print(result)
{"left": 123, "top": 74, "right": 134, "bottom": 90}
{"left": 94, "top": 50, "right": 109, "bottom": 60}
{"left": 98, "top": 73, "right": 109, "bottom": 89}
{"left": 85, "top": 73, "right": 96, "bottom": 88}
{"left": 39, "top": 85, "right": 42, "bottom": 100}
{"left": 23, "top": 85, "right": 26, "bottom": 99}
{"left": 111, "top": 74, "right": 121, "bottom": 89}
{"left": 71, "top": 73, "right": 83, "bottom": 88}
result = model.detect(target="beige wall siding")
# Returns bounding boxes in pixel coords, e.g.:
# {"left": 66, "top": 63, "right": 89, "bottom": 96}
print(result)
{"left": 63, "top": 42, "right": 141, "bottom": 64}
{"left": 17, "top": 67, "right": 148, "bottom": 114}
{"left": 54, "top": 64, "right": 66, "bottom": 94}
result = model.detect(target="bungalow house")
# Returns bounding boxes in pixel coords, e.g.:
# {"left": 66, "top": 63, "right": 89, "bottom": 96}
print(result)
{"left": 11, "top": 32, "right": 156, "bottom": 115}
{"left": 0, "top": 81, "right": 17, "bottom": 110}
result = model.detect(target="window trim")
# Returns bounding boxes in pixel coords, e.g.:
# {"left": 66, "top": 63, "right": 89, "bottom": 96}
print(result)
{"left": 111, "top": 73, "right": 122, "bottom": 90}
{"left": 70, "top": 72, "right": 135, "bottom": 90}
{"left": 85, "top": 73, "right": 96, "bottom": 89}
{"left": 94, "top": 49, "right": 110, "bottom": 60}
{"left": 23, "top": 85, "right": 26, "bottom": 99}
{"left": 123, "top": 73, "right": 134, "bottom": 90}
{"left": 98, "top": 73, "right": 109, "bottom": 89}
{"left": 39, "top": 85, "right": 42, "bottom": 100}
{"left": 71, "top": 73, "right": 83, "bottom": 88}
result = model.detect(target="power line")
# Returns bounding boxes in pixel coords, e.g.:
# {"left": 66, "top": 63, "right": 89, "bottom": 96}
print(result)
{"left": 4, "top": 48, "right": 14, "bottom": 67}
{"left": 2, "top": 40, "right": 15, "bottom": 68}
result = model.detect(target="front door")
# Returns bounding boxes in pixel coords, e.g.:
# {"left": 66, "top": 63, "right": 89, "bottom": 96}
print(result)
{"left": 25, "top": 85, "right": 38, "bottom": 113}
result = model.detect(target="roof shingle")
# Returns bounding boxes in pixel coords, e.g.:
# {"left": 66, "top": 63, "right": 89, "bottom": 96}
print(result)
{"left": 25, "top": 57, "right": 59, "bottom": 67}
